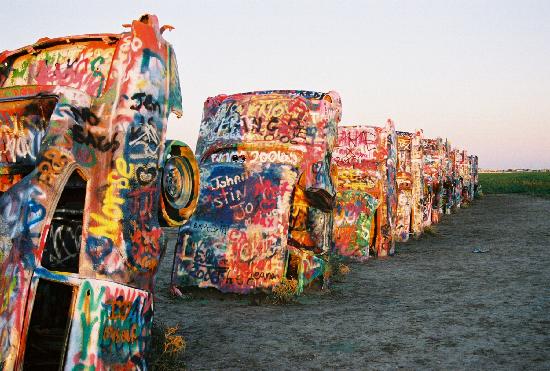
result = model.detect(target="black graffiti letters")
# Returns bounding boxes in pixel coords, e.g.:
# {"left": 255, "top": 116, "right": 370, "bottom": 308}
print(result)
{"left": 72, "top": 124, "right": 120, "bottom": 152}
{"left": 130, "top": 93, "right": 160, "bottom": 113}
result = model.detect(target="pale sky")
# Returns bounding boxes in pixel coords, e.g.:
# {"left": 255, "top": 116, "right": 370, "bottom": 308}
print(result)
{"left": 1, "top": 0, "right": 549, "bottom": 169}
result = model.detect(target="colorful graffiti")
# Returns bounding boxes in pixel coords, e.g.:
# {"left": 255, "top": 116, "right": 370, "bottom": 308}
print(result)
{"left": 393, "top": 133, "right": 480, "bottom": 242}
{"left": 332, "top": 120, "right": 397, "bottom": 259}
{"left": 172, "top": 90, "right": 342, "bottom": 294}
{"left": 0, "top": 15, "right": 197, "bottom": 369}
{"left": 395, "top": 132, "right": 412, "bottom": 242}
{"left": 410, "top": 130, "right": 424, "bottom": 238}
{"left": 421, "top": 138, "right": 445, "bottom": 225}
{"left": 394, "top": 130, "right": 424, "bottom": 241}
{"left": 458, "top": 150, "right": 473, "bottom": 203}
{"left": 332, "top": 190, "right": 378, "bottom": 260}
{"left": 471, "top": 155, "right": 480, "bottom": 197}
{"left": 441, "top": 139, "right": 454, "bottom": 214}
{"left": 0, "top": 12, "right": 484, "bottom": 369}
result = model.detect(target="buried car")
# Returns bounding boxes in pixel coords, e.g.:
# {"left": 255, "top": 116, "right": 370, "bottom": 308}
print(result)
{"left": 172, "top": 90, "right": 342, "bottom": 294}
{"left": 0, "top": 15, "right": 198, "bottom": 370}
{"left": 421, "top": 137, "right": 446, "bottom": 226}
{"left": 394, "top": 130, "right": 424, "bottom": 242}
{"left": 449, "top": 148, "right": 463, "bottom": 209}
{"left": 331, "top": 120, "right": 397, "bottom": 259}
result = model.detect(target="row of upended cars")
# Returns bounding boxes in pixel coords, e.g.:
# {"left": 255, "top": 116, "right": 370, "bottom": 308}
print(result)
{"left": 175, "top": 93, "right": 481, "bottom": 297}
{"left": 0, "top": 15, "right": 479, "bottom": 370}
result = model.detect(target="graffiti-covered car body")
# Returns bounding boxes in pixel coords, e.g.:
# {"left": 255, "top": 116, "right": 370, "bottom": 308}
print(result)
{"left": 449, "top": 148, "right": 463, "bottom": 209}
{"left": 172, "top": 90, "right": 342, "bottom": 294}
{"left": 332, "top": 120, "right": 397, "bottom": 259}
{"left": 470, "top": 155, "right": 480, "bottom": 197}
{"left": 421, "top": 138, "right": 445, "bottom": 225}
{"left": 441, "top": 139, "right": 454, "bottom": 214}
{"left": 458, "top": 150, "right": 474, "bottom": 203}
{"left": 394, "top": 130, "right": 424, "bottom": 242}
{"left": 0, "top": 15, "right": 197, "bottom": 370}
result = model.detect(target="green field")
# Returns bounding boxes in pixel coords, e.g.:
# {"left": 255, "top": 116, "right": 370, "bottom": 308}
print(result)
{"left": 479, "top": 171, "right": 550, "bottom": 197}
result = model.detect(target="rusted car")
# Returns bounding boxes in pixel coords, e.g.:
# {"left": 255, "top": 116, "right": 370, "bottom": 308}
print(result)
{"left": 171, "top": 90, "right": 342, "bottom": 294}
{"left": 331, "top": 120, "right": 397, "bottom": 259}
{"left": 0, "top": 15, "right": 198, "bottom": 369}
{"left": 394, "top": 130, "right": 424, "bottom": 242}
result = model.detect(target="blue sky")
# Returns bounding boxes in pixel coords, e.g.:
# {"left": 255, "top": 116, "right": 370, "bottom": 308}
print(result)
{"left": 1, "top": 0, "right": 549, "bottom": 169}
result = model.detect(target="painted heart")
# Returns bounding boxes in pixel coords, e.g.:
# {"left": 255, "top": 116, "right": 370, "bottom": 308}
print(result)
{"left": 136, "top": 164, "right": 157, "bottom": 185}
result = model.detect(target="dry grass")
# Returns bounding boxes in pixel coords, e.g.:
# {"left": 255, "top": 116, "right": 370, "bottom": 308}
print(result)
{"left": 326, "top": 257, "right": 352, "bottom": 284}
{"left": 149, "top": 322, "right": 187, "bottom": 370}
{"left": 338, "top": 263, "right": 351, "bottom": 276}
{"left": 423, "top": 225, "right": 439, "bottom": 236}
{"left": 271, "top": 278, "right": 298, "bottom": 304}
{"left": 163, "top": 326, "right": 186, "bottom": 355}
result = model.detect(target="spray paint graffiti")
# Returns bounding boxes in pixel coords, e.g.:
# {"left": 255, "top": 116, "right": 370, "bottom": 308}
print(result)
{"left": 471, "top": 155, "right": 480, "bottom": 198}
{"left": 395, "top": 133, "right": 483, "bottom": 241}
{"left": 448, "top": 149, "right": 463, "bottom": 210}
{"left": 421, "top": 138, "right": 446, "bottom": 225}
{"left": 0, "top": 15, "right": 198, "bottom": 370}
{"left": 172, "top": 90, "right": 342, "bottom": 294}
{"left": 0, "top": 12, "right": 484, "bottom": 369}
{"left": 64, "top": 278, "right": 152, "bottom": 370}
{"left": 332, "top": 120, "right": 397, "bottom": 258}
{"left": 457, "top": 150, "right": 474, "bottom": 204}
{"left": 332, "top": 190, "right": 378, "bottom": 260}
{"left": 394, "top": 131, "right": 424, "bottom": 241}
{"left": 395, "top": 132, "right": 413, "bottom": 242}
{"left": 440, "top": 139, "right": 454, "bottom": 214}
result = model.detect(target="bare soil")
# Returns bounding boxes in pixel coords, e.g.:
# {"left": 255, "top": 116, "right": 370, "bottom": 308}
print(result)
{"left": 154, "top": 194, "right": 550, "bottom": 370}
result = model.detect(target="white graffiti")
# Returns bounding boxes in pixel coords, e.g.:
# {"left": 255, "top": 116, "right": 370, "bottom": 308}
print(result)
{"left": 210, "top": 150, "right": 299, "bottom": 166}
{"left": 0, "top": 130, "right": 43, "bottom": 163}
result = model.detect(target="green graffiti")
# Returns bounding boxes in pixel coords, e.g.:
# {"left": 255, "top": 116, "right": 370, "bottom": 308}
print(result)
{"left": 72, "top": 364, "right": 96, "bottom": 371}
{"left": 10, "top": 60, "right": 29, "bottom": 81}
{"left": 77, "top": 281, "right": 105, "bottom": 360}
{"left": 140, "top": 48, "right": 165, "bottom": 74}
{"left": 0, "top": 275, "right": 17, "bottom": 314}
{"left": 90, "top": 56, "right": 106, "bottom": 97}
{"left": 73, "top": 141, "right": 97, "bottom": 168}
{"left": 43, "top": 51, "right": 57, "bottom": 66}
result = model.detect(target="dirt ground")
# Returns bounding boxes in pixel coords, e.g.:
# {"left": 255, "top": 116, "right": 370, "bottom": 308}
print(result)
{"left": 154, "top": 194, "right": 550, "bottom": 370}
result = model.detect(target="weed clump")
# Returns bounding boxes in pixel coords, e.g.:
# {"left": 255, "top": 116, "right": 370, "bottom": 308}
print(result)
{"left": 270, "top": 278, "right": 298, "bottom": 304}
{"left": 163, "top": 326, "right": 186, "bottom": 355}
{"left": 423, "top": 225, "right": 439, "bottom": 236}
{"left": 149, "top": 321, "right": 187, "bottom": 370}
{"left": 338, "top": 263, "right": 351, "bottom": 276}
{"left": 326, "top": 256, "right": 352, "bottom": 283}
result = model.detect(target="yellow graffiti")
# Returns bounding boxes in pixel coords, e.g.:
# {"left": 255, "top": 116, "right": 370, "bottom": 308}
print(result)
{"left": 37, "top": 148, "right": 69, "bottom": 186}
{"left": 0, "top": 114, "right": 25, "bottom": 136}
{"left": 246, "top": 100, "right": 288, "bottom": 118}
{"left": 89, "top": 158, "right": 134, "bottom": 240}
{"left": 103, "top": 324, "right": 138, "bottom": 344}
